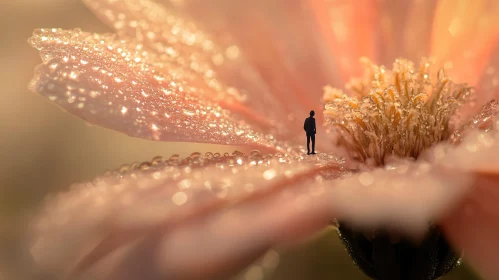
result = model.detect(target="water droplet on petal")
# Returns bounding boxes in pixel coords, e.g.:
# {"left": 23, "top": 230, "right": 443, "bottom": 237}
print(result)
{"left": 263, "top": 169, "right": 277, "bottom": 180}
{"left": 250, "top": 150, "right": 261, "bottom": 157}
{"left": 204, "top": 152, "right": 213, "bottom": 159}
{"left": 172, "top": 192, "right": 187, "bottom": 206}
{"left": 189, "top": 152, "right": 201, "bottom": 159}
{"left": 168, "top": 154, "right": 180, "bottom": 165}
{"left": 139, "top": 162, "right": 151, "bottom": 170}
{"left": 119, "top": 164, "right": 130, "bottom": 174}
{"left": 151, "top": 156, "right": 164, "bottom": 165}
{"left": 358, "top": 172, "right": 374, "bottom": 186}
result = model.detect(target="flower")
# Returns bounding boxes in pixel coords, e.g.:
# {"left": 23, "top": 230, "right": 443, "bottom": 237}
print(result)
{"left": 27, "top": 0, "right": 499, "bottom": 279}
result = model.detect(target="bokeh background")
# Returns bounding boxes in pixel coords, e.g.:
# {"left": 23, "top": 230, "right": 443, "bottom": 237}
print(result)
{"left": 0, "top": 0, "right": 482, "bottom": 279}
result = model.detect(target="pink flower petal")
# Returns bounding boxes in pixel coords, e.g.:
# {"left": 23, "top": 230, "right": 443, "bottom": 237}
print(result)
{"left": 310, "top": 0, "right": 436, "bottom": 67}
{"left": 150, "top": 173, "right": 339, "bottom": 279}
{"left": 28, "top": 28, "right": 288, "bottom": 150}
{"left": 30, "top": 143, "right": 478, "bottom": 279}
{"left": 477, "top": 42, "right": 499, "bottom": 106}
{"left": 325, "top": 160, "right": 472, "bottom": 235}
{"left": 30, "top": 153, "right": 346, "bottom": 279}
{"left": 66, "top": 155, "right": 474, "bottom": 279}
{"left": 309, "top": 0, "right": 378, "bottom": 80}
{"left": 381, "top": 0, "right": 437, "bottom": 63}
{"left": 430, "top": 0, "right": 499, "bottom": 85}
{"left": 436, "top": 116, "right": 499, "bottom": 173}
{"left": 82, "top": 0, "right": 303, "bottom": 140}
{"left": 429, "top": 118, "right": 499, "bottom": 279}
{"left": 441, "top": 171, "right": 499, "bottom": 280}
{"left": 172, "top": 0, "right": 342, "bottom": 133}
{"left": 450, "top": 100, "right": 499, "bottom": 144}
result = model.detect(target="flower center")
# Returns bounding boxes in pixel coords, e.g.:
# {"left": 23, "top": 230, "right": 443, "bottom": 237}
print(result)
{"left": 323, "top": 58, "right": 474, "bottom": 165}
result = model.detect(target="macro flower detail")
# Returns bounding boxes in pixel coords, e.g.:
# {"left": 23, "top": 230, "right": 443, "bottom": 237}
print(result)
{"left": 27, "top": 0, "right": 499, "bottom": 280}
{"left": 323, "top": 58, "right": 474, "bottom": 165}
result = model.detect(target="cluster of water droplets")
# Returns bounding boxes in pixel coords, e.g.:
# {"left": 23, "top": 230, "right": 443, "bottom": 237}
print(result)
{"left": 106, "top": 150, "right": 346, "bottom": 178}
{"left": 28, "top": 28, "right": 287, "bottom": 148}
{"left": 323, "top": 57, "right": 474, "bottom": 165}
{"left": 429, "top": 115, "right": 499, "bottom": 172}
{"left": 450, "top": 100, "right": 499, "bottom": 144}
{"left": 82, "top": 0, "right": 249, "bottom": 103}
{"left": 33, "top": 149, "right": 346, "bottom": 243}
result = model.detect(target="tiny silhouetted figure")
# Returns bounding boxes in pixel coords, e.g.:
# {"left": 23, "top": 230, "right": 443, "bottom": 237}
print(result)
{"left": 304, "top": 110, "right": 316, "bottom": 155}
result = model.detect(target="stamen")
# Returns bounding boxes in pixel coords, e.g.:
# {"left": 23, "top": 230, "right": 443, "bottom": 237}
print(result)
{"left": 323, "top": 58, "right": 474, "bottom": 165}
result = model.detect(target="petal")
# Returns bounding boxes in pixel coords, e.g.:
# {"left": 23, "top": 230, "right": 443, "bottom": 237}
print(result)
{"left": 73, "top": 156, "right": 473, "bottom": 278}
{"left": 172, "top": 0, "right": 342, "bottom": 128}
{"left": 308, "top": 0, "right": 437, "bottom": 70}
{"left": 450, "top": 99, "right": 499, "bottom": 144}
{"left": 434, "top": 117, "right": 499, "bottom": 177}
{"left": 441, "top": 171, "right": 499, "bottom": 280}
{"left": 30, "top": 152, "right": 346, "bottom": 279}
{"left": 325, "top": 160, "right": 473, "bottom": 235}
{"left": 430, "top": 0, "right": 499, "bottom": 85}
{"left": 477, "top": 42, "right": 499, "bottom": 105}
{"left": 82, "top": 0, "right": 302, "bottom": 139}
{"left": 308, "top": 0, "right": 378, "bottom": 80}
{"left": 385, "top": 0, "right": 437, "bottom": 63}
{"left": 430, "top": 119, "right": 499, "bottom": 279}
{"left": 28, "top": 28, "right": 287, "bottom": 150}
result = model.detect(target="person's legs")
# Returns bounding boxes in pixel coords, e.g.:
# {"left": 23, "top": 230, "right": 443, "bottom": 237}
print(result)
{"left": 306, "top": 134, "right": 311, "bottom": 154}
{"left": 311, "top": 135, "right": 316, "bottom": 154}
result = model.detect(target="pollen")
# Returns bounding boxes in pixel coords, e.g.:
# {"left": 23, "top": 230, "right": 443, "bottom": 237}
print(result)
{"left": 323, "top": 58, "right": 474, "bottom": 165}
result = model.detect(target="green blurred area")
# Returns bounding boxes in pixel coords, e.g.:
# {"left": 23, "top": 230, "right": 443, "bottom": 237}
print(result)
{"left": 0, "top": 1, "right": 482, "bottom": 279}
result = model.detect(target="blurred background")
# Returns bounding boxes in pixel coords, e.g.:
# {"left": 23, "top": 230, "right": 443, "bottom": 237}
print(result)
{"left": 0, "top": 0, "right": 481, "bottom": 279}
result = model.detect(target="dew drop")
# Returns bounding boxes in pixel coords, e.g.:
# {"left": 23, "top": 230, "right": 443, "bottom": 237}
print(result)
{"left": 139, "top": 162, "right": 151, "bottom": 170}
{"left": 172, "top": 192, "right": 188, "bottom": 206}
{"left": 168, "top": 154, "right": 180, "bottom": 165}
{"left": 151, "top": 156, "right": 164, "bottom": 165}
{"left": 189, "top": 152, "right": 201, "bottom": 159}
{"left": 183, "top": 109, "right": 195, "bottom": 116}
{"left": 358, "top": 172, "right": 374, "bottom": 186}
{"left": 69, "top": 71, "right": 79, "bottom": 80}
{"left": 250, "top": 150, "right": 261, "bottom": 157}
{"left": 130, "top": 162, "right": 140, "bottom": 170}
{"left": 232, "top": 150, "right": 244, "bottom": 156}
{"left": 204, "top": 152, "right": 214, "bottom": 159}
{"left": 119, "top": 164, "right": 130, "bottom": 174}
{"left": 178, "top": 179, "right": 191, "bottom": 189}
{"left": 263, "top": 169, "right": 277, "bottom": 180}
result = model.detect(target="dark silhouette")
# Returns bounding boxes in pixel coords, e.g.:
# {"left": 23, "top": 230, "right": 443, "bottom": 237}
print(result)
{"left": 304, "top": 110, "right": 316, "bottom": 155}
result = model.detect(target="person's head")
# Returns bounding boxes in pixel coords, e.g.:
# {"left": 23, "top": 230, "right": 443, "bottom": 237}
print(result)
{"left": 310, "top": 110, "right": 315, "bottom": 117}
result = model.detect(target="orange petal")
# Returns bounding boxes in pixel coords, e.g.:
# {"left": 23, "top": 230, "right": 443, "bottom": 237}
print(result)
{"left": 173, "top": 0, "right": 340, "bottom": 131}
{"left": 82, "top": 0, "right": 296, "bottom": 139}
{"left": 400, "top": 0, "right": 438, "bottom": 62}
{"left": 28, "top": 28, "right": 285, "bottom": 150}
{"left": 309, "top": 0, "right": 378, "bottom": 80}
{"left": 477, "top": 42, "right": 499, "bottom": 106}
{"left": 430, "top": 0, "right": 499, "bottom": 85}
